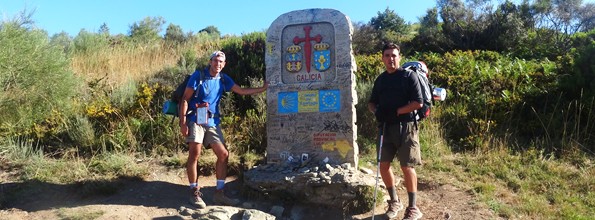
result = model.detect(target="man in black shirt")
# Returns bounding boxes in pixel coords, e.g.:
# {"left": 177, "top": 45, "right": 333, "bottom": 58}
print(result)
{"left": 368, "top": 43, "right": 424, "bottom": 220}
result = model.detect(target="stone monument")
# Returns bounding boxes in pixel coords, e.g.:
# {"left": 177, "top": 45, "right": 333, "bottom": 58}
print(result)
{"left": 265, "top": 8, "right": 358, "bottom": 167}
{"left": 243, "top": 10, "right": 376, "bottom": 214}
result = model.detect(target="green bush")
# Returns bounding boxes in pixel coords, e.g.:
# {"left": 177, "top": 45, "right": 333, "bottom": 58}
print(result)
{"left": 220, "top": 32, "right": 266, "bottom": 85}
{"left": 354, "top": 53, "right": 383, "bottom": 82}
{"left": 220, "top": 77, "right": 267, "bottom": 155}
{"left": 73, "top": 29, "right": 110, "bottom": 54}
{"left": 0, "top": 19, "right": 80, "bottom": 141}
{"left": 426, "top": 50, "right": 559, "bottom": 150}
{"left": 355, "top": 80, "right": 377, "bottom": 153}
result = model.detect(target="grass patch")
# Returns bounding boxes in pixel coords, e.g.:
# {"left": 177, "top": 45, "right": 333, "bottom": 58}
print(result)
{"left": 0, "top": 139, "right": 149, "bottom": 184}
{"left": 343, "top": 185, "right": 379, "bottom": 214}
{"left": 403, "top": 114, "right": 595, "bottom": 219}
{"left": 445, "top": 148, "right": 595, "bottom": 219}
{"left": 56, "top": 208, "right": 105, "bottom": 220}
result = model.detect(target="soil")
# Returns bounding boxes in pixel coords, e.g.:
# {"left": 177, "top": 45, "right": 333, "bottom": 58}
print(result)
{"left": 0, "top": 161, "right": 502, "bottom": 220}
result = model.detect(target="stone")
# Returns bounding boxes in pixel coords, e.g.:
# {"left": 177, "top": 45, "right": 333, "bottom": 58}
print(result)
{"left": 359, "top": 167, "right": 374, "bottom": 174}
{"left": 243, "top": 209, "right": 276, "bottom": 220}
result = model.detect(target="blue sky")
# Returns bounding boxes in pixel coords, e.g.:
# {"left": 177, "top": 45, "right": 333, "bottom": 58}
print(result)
{"left": 1, "top": 0, "right": 437, "bottom": 37}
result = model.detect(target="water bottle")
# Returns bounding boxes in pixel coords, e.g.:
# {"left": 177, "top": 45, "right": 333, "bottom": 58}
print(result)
{"left": 433, "top": 87, "right": 446, "bottom": 101}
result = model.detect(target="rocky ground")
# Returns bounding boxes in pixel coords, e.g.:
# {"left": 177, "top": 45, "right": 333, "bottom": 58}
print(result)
{"left": 1, "top": 161, "right": 502, "bottom": 220}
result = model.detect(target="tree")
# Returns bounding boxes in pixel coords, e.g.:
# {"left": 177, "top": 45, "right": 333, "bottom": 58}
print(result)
{"left": 409, "top": 7, "right": 448, "bottom": 53}
{"left": 484, "top": 0, "right": 530, "bottom": 52}
{"left": 98, "top": 23, "right": 110, "bottom": 36}
{"left": 438, "top": 0, "right": 493, "bottom": 50}
{"left": 530, "top": 0, "right": 595, "bottom": 58}
{"left": 164, "top": 23, "right": 186, "bottom": 43}
{"left": 128, "top": 16, "right": 166, "bottom": 42}
{"left": 352, "top": 21, "right": 381, "bottom": 55}
{"left": 580, "top": 2, "right": 595, "bottom": 32}
{"left": 198, "top": 25, "right": 221, "bottom": 38}
{"left": 370, "top": 7, "right": 410, "bottom": 44}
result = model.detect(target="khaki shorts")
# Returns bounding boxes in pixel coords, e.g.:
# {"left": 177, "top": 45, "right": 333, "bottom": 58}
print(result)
{"left": 186, "top": 122, "right": 225, "bottom": 149}
{"left": 376, "top": 121, "right": 422, "bottom": 167}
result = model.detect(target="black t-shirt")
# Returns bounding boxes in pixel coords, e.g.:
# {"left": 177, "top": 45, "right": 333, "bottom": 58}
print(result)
{"left": 369, "top": 68, "right": 423, "bottom": 124}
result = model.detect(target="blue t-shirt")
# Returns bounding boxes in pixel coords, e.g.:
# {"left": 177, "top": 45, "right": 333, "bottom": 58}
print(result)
{"left": 185, "top": 68, "right": 235, "bottom": 127}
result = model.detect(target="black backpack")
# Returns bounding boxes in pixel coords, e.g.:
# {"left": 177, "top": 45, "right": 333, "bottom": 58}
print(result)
{"left": 162, "top": 71, "right": 201, "bottom": 117}
{"left": 162, "top": 69, "right": 226, "bottom": 117}
{"left": 402, "top": 61, "right": 434, "bottom": 121}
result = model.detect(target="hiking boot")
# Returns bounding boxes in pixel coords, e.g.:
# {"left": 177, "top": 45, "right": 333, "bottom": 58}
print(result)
{"left": 213, "top": 190, "right": 240, "bottom": 206}
{"left": 189, "top": 187, "right": 207, "bottom": 209}
{"left": 402, "top": 206, "right": 423, "bottom": 220}
{"left": 386, "top": 199, "right": 404, "bottom": 219}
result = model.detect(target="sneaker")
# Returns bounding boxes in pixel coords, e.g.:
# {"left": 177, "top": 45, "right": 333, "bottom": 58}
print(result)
{"left": 386, "top": 199, "right": 404, "bottom": 219}
{"left": 213, "top": 190, "right": 240, "bottom": 206}
{"left": 189, "top": 187, "right": 207, "bottom": 209}
{"left": 402, "top": 206, "right": 423, "bottom": 220}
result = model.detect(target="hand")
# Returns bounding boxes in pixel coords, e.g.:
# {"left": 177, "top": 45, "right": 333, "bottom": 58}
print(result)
{"left": 180, "top": 123, "right": 188, "bottom": 137}
{"left": 262, "top": 81, "right": 269, "bottom": 91}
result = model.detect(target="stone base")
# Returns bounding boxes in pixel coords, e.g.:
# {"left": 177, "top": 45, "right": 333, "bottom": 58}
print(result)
{"left": 243, "top": 161, "right": 379, "bottom": 214}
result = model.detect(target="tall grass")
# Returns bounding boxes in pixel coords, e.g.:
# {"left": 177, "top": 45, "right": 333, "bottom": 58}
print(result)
{"left": 71, "top": 42, "right": 188, "bottom": 87}
{"left": 70, "top": 34, "right": 222, "bottom": 86}
{"left": 530, "top": 94, "right": 595, "bottom": 159}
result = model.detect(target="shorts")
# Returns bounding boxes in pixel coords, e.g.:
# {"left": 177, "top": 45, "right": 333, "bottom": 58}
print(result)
{"left": 376, "top": 121, "right": 422, "bottom": 167}
{"left": 186, "top": 122, "right": 225, "bottom": 149}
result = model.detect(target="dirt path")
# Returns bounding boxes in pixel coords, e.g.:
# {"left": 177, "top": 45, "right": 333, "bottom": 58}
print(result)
{"left": 1, "top": 163, "right": 501, "bottom": 220}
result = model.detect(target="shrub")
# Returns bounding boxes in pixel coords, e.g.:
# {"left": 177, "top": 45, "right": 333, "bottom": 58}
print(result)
{"left": 355, "top": 80, "right": 377, "bottom": 153}
{"left": 0, "top": 19, "right": 80, "bottom": 141}
{"left": 426, "top": 50, "right": 559, "bottom": 151}
{"left": 354, "top": 53, "right": 383, "bottom": 82}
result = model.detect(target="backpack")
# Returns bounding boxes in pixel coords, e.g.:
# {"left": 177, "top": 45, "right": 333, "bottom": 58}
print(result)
{"left": 402, "top": 61, "right": 434, "bottom": 121}
{"left": 161, "top": 69, "right": 226, "bottom": 118}
{"left": 162, "top": 73, "right": 194, "bottom": 117}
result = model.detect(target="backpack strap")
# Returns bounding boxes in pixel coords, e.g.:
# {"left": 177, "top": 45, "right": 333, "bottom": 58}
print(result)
{"left": 220, "top": 73, "right": 228, "bottom": 92}
{"left": 195, "top": 69, "right": 204, "bottom": 98}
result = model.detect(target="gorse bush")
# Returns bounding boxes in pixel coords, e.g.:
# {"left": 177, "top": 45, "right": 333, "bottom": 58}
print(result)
{"left": 354, "top": 53, "right": 383, "bottom": 82}
{"left": 0, "top": 20, "right": 80, "bottom": 141}
{"left": 422, "top": 50, "right": 593, "bottom": 154}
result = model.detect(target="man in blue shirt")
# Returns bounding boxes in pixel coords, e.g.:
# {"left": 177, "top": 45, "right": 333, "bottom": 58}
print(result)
{"left": 179, "top": 51, "right": 268, "bottom": 208}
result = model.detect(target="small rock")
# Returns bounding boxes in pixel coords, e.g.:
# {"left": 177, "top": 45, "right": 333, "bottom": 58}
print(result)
{"left": 360, "top": 167, "right": 374, "bottom": 174}
{"left": 325, "top": 164, "right": 334, "bottom": 172}
{"left": 340, "top": 163, "right": 351, "bottom": 170}
{"left": 298, "top": 167, "right": 310, "bottom": 173}
{"left": 179, "top": 206, "right": 193, "bottom": 216}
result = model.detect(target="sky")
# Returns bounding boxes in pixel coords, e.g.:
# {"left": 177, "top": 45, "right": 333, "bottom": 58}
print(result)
{"left": 0, "top": 0, "right": 437, "bottom": 37}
